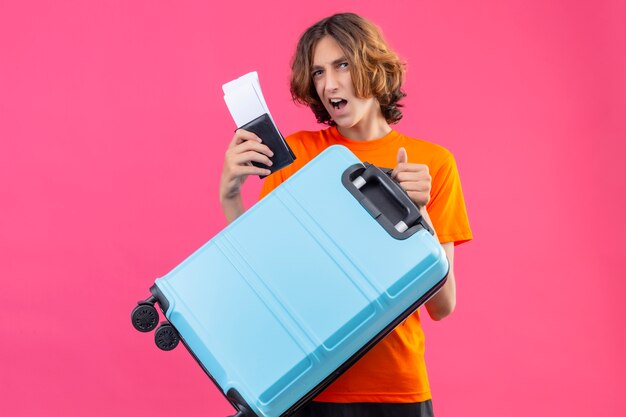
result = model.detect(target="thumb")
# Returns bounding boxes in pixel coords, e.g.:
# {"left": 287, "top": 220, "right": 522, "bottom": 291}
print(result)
{"left": 397, "top": 147, "right": 408, "bottom": 164}
{"left": 392, "top": 147, "right": 408, "bottom": 178}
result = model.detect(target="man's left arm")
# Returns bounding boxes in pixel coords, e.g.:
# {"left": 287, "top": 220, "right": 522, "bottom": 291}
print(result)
{"left": 425, "top": 241, "right": 455, "bottom": 321}
{"left": 392, "top": 147, "right": 465, "bottom": 321}
{"left": 418, "top": 207, "right": 456, "bottom": 321}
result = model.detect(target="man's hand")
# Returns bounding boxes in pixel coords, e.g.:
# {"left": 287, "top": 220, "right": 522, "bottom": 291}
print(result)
{"left": 220, "top": 129, "right": 273, "bottom": 202}
{"left": 391, "top": 147, "right": 431, "bottom": 208}
{"left": 219, "top": 129, "right": 273, "bottom": 223}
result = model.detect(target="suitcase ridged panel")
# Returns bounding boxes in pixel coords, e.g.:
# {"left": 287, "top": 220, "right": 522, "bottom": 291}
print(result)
{"left": 225, "top": 193, "right": 378, "bottom": 411}
{"left": 227, "top": 196, "right": 377, "bottom": 349}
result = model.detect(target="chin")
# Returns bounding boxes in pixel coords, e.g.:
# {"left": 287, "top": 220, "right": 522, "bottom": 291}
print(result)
{"left": 333, "top": 118, "right": 356, "bottom": 129}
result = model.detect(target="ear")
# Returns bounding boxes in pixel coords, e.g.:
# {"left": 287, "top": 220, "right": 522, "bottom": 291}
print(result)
{"left": 397, "top": 147, "right": 408, "bottom": 164}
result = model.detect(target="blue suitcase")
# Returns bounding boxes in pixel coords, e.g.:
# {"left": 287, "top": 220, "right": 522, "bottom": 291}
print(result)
{"left": 131, "top": 145, "right": 449, "bottom": 417}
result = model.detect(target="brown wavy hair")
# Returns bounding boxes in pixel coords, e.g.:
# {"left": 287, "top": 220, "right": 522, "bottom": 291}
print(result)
{"left": 290, "top": 13, "right": 407, "bottom": 125}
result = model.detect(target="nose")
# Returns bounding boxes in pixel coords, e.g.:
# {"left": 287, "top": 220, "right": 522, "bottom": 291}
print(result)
{"left": 324, "top": 69, "right": 339, "bottom": 93}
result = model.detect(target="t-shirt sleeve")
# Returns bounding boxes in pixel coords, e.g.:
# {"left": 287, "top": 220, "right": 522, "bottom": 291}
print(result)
{"left": 426, "top": 151, "right": 473, "bottom": 245}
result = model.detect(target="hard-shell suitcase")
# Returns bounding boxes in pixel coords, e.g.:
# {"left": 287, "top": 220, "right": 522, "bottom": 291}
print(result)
{"left": 131, "top": 145, "right": 449, "bottom": 417}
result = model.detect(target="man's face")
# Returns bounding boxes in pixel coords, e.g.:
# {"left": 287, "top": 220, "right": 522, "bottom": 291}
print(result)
{"left": 311, "top": 36, "right": 381, "bottom": 134}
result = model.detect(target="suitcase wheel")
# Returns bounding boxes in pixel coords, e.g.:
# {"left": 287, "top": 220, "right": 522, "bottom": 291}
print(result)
{"left": 131, "top": 303, "right": 159, "bottom": 333}
{"left": 154, "top": 322, "right": 180, "bottom": 351}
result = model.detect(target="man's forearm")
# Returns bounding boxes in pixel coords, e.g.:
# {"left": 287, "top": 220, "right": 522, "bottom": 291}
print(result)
{"left": 221, "top": 194, "right": 245, "bottom": 224}
{"left": 420, "top": 207, "right": 457, "bottom": 321}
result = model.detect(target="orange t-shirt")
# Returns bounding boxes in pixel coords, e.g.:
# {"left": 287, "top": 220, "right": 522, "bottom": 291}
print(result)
{"left": 259, "top": 126, "right": 473, "bottom": 403}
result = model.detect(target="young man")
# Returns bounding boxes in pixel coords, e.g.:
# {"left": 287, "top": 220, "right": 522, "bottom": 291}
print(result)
{"left": 220, "top": 13, "right": 472, "bottom": 417}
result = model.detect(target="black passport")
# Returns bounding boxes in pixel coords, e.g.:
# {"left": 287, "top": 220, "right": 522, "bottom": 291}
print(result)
{"left": 239, "top": 113, "right": 296, "bottom": 178}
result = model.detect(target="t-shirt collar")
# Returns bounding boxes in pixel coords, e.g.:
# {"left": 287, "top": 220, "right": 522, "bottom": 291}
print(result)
{"left": 328, "top": 125, "right": 401, "bottom": 150}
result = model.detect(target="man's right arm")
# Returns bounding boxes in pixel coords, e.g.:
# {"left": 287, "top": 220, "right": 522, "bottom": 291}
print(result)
{"left": 220, "top": 194, "right": 245, "bottom": 224}
{"left": 219, "top": 129, "right": 273, "bottom": 223}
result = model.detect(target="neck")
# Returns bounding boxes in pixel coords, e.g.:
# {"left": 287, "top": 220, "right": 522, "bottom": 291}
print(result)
{"left": 337, "top": 114, "right": 392, "bottom": 141}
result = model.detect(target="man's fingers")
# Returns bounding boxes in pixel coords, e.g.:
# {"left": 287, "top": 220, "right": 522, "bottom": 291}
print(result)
{"left": 397, "top": 181, "right": 430, "bottom": 192}
{"left": 231, "top": 164, "right": 272, "bottom": 178}
{"left": 230, "top": 138, "right": 274, "bottom": 158}
{"left": 233, "top": 150, "right": 274, "bottom": 167}
{"left": 392, "top": 151, "right": 429, "bottom": 179}
{"left": 394, "top": 170, "right": 430, "bottom": 183}
{"left": 231, "top": 129, "right": 263, "bottom": 147}
{"left": 395, "top": 163, "right": 428, "bottom": 173}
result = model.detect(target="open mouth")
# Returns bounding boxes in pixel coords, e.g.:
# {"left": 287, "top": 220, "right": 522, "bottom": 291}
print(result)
{"left": 329, "top": 98, "right": 347, "bottom": 110}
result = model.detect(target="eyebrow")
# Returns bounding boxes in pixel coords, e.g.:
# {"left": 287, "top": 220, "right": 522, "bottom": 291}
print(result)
{"left": 311, "top": 56, "right": 348, "bottom": 71}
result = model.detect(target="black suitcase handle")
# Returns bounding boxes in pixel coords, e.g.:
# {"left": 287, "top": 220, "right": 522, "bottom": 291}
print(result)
{"left": 342, "top": 163, "right": 433, "bottom": 240}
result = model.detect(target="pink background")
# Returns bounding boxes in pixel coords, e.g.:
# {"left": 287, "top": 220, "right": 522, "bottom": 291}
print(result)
{"left": 1, "top": 1, "right": 625, "bottom": 416}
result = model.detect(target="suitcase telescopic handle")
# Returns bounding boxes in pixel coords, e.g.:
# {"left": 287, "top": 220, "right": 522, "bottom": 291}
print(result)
{"left": 342, "top": 163, "right": 433, "bottom": 239}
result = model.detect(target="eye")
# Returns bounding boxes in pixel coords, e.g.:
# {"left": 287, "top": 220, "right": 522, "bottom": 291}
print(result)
{"left": 338, "top": 62, "right": 349, "bottom": 70}
{"left": 311, "top": 69, "right": 323, "bottom": 79}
